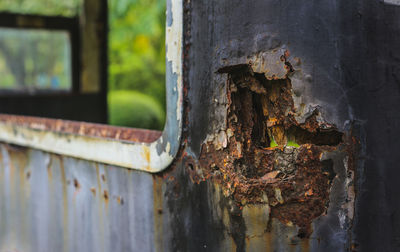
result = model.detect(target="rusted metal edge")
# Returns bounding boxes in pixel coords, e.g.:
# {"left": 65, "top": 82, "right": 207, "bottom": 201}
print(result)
{"left": 0, "top": 114, "right": 162, "bottom": 143}
{"left": 0, "top": 0, "right": 183, "bottom": 173}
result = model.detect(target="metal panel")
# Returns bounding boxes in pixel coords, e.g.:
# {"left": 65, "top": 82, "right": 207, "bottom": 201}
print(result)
{"left": 0, "top": 145, "right": 155, "bottom": 252}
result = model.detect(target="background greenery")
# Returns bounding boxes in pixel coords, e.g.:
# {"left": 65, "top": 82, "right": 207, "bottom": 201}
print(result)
{"left": 108, "top": 0, "right": 166, "bottom": 130}
{"left": 0, "top": 0, "right": 81, "bottom": 17}
{"left": 0, "top": 0, "right": 166, "bottom": 130}
{"left": 0, "top": 29, "right": 71, "bottom": 90}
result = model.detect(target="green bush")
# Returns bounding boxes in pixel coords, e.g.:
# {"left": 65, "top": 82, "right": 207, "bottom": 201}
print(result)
{"left": 109, "top": 0, "right": 166, "bottom": 111}
{"left": 108, "top": 90, "right": 165, "bottom": 130}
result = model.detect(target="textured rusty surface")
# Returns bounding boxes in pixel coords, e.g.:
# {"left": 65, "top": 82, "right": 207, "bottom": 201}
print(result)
{"left": 0, "top": 114, "right": 161, "bottom": 143}
{"left": 199, "top": 63, "right": 345, "bottom": 237}
{"left": 1, "top": 0, "right": 399, "bottom": 250}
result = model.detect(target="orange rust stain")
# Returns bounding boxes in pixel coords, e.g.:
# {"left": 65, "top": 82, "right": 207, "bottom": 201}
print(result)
{"left": 300, "top": 238, "right": 310, "bottom": 252}
{"left": 58, "top": 155, "right": 69, "bottom": 251}
{"left": 153, "top": 175, "right": 164, "bottom": 251}
{"left": 95, "top": 163, "right": 106, "bottom": 244}
{"left": 142, "top": 146, "right": 151, "bottom": 171}
{"left": 304, "top": 188, "right": 313, "bottom": 197}
{"left": 90, "top": 187, "right": 96, "bottom": 196}
{"left": 73, "top": 178, "right": 81, "bottom": 200}
{"left": 265, "top": 231, "right": 273, "bottom": 252}
{"left": 0, "top": 114, "right": 161, "bottom": 143}
{"left": 199, "top": 64, "right": 346, "bottom": 238}
{"left": 103, "top": 190, "right": 109, "bottom": 202}
{"left": 96, "top": 163, "right": 102, "bottom": 195}
{"left": 116, "top": 196, "right": 124, "bottom": 205}
{"left": 73, "top": 178, "right": 80, "bottom": 190}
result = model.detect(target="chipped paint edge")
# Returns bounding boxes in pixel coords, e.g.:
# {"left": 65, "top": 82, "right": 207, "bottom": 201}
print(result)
{"left": 0, "top": 0, "right": 183, "bottom": 173}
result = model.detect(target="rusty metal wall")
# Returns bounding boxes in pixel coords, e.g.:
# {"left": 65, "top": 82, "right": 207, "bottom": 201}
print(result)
{"left": 1, "top": 0, "right": 400, "bottom": 251}
{"left": 0, "top": 145, "right": 155, "bottom": 252}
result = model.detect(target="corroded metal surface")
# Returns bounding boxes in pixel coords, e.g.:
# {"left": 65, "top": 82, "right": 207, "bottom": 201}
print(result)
{"left": 0, "top": 145, "right": 155, "bottom": 252}
{"left": 198, "top": 62, "right": 351, "bottom": 239}
{"left": 1, "top": 0, "right": 399, "bottom": 251}
{"left": 0, "top": 114, "right": 161, "bottom": 143}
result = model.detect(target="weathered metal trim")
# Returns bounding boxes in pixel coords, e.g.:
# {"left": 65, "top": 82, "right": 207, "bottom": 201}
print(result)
{"left": 384, "top": 0, "right": 400, "bottom": 6}
{"left": 0, "top": 0, "right": 183, "bottom": 173}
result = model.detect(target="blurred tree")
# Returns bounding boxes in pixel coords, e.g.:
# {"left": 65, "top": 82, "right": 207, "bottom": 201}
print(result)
{"left": 0, "top": 0, "right": 78, "bottom": 90}
{"left": 0, "top": 0, "right": 166, "bottom": 129}
{"left": 0, "top": 29, "right": 71, "bottom": 90}
{"left": 0, "top": 0, "right": 81, "bottom": 17}
{"left": 108, "top": 0, "right": 166, "bottom": 111}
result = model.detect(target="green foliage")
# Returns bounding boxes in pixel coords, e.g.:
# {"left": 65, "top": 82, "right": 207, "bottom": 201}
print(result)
{"left": 108, "top": 90, "right": 165, "bottom": 130}
{"left": 287, "top": 140, "right": 300, "bottom": 148}
{"left": 270, "top": 138, "right": 278, "bottom": 147}
{"left": 269, "top": 138, "right": 300, "bottom": 148}
{"left": 0, "top": 0, "right": 81, "bottom": 17}
{"left": 0, "top": 0, "right": 167, "bottom": 129}
{"left": 0, "top": 29, "right": 71, "bottom": 90}
{"left": 108, "top": 0, "right": 166, "bottom": 110}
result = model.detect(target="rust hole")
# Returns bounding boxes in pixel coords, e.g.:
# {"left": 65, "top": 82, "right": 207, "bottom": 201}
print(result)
{"left": 199, "top": 62, "right": 346, "bottom": 237}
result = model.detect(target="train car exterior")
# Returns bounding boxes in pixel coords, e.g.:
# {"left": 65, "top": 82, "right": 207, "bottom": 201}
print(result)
{"left": 0, "top": 0, "right": 400, "bottom": 251}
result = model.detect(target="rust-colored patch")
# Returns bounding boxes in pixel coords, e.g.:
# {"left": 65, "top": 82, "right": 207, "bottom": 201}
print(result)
{"left": 142, "top": 146, "right": 151, "bottom": 171}
{"left": 90, "top": 187, "right": 96, "bottom": 196}
{"left": 103, "top": 190, "right": 109, "bottom": 201}
{"left": 0, "top": 114, "right": 161, "bottom": 143}
{"left": 116, "top": 196, "right": 124, "bottom": 205}
{"left": 199, "top": 63, "right": 345, "bottom": 237}
{"left": 73, "top": 178, "right": 80, "bottom": 190}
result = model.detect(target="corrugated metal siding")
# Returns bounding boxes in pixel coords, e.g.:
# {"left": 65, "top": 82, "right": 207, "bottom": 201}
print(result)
{"left": 0, "top": 145, "right": 154, "bottom": 252}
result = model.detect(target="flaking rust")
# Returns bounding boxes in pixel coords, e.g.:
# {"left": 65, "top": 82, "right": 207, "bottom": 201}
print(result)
{"left": 199, "top": 60, "right": 345, "bottom": 237}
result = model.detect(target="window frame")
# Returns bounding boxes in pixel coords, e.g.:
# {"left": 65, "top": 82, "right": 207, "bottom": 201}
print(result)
{"left": 0, "top": 0, "right": 183, "bottom": 173}
{"left": 0, "top": 12, "right": 80, "bottom": 94}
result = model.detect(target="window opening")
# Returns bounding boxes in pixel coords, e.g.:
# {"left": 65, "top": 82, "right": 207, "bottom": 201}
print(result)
{"left": 108, "top": 0, "right": 166, "bottom": 130}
